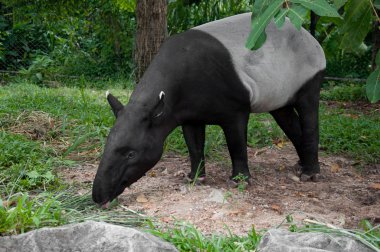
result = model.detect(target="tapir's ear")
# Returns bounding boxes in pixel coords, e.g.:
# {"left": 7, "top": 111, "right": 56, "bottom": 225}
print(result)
{"left": 152, "top": 91, "right": 165, "bottom": 119}
{"left": 106, "top": 91, "right": 123, "bottom": 117}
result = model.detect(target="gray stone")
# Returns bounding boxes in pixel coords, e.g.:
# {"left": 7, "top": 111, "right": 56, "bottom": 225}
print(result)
{"left": 0, "top": 221, "right": 178, "bottom": 252}
{"left": 206, "top": 189, "right": 225, "bottom": 203}
{"left": 258, "top": 229, "right": 375, "bottom": 252}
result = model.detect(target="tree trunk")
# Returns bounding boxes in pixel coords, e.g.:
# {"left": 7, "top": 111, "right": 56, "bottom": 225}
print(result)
{"left": 134, "top": 0, "right": 167, "bottom": 81}
{"left": 310, "top": 11, "right": 319, "bottom": 38}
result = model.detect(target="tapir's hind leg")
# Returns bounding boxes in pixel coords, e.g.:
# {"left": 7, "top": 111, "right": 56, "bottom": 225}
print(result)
{"left": 221, "top": 112, "right": 251, "bottom": 181}
{"left": 183, "top": 124, "right": 206, "bottom": 181}
{"left": 294, "top": 70, "right": 324, "bottom": 180}
{"left": 270, "top": 106, "right": 302, "bottom": 160}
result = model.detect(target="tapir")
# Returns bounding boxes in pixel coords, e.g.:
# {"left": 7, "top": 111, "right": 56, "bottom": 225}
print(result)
{"left": 92, "top": 13, "right": 326, "bottom": 206}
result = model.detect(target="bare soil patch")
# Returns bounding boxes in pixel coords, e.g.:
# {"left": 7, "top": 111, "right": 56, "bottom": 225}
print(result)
{"left": 60, "top": 143, "right": 380, "bottom": 235}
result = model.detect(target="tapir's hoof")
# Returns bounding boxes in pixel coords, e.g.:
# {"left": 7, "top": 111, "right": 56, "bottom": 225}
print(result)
{"left": 300, "top": 173, "right": 320, "bottom": 182}
{"left": 227, "top": 177, "right": 254, "bottom": 188}
{"left": 184, "top": 175, "right": 206, "bottom": 185}
{"left": 292, "top": 162, "right": 303, "bottom": 176}
{"left": 227, "top": 179, "right": 238, "bottom": 188}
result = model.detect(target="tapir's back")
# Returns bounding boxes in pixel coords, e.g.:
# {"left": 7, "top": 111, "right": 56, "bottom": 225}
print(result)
{"left": 193, "top": 13, "right": 326, "bottom": 112}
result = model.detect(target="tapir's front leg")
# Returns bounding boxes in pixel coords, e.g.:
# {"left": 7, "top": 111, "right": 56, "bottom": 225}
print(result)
{"left": 182, "top": 124, "right": 206, "bottom": 181}
{"left": 221, "top": 112, "right": 251, "bottom": 183}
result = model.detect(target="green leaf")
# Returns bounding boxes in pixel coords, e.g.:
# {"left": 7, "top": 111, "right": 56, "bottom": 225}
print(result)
{"left": 43, "top": 171, "right": 55, "bottom": 181}
{"left": 375, "top": 0, "right": 380, "bottom": 10}
{"left": 366, "top": 67, "right": 380, "bottom": 103}
{"left": 252, "top": 0, "right": 272, "bottom": 17}
{"left": 333, "top": 0, "right": 348, "bottom": 9}
{"left": 246, "top": 0, "right": 283, "bottom": 50}
{"left": 274, "top": 8, "right": 289, "bottom": 29}
{"left": 114, "top": 0, "right": 136, "bottom": 12}
{"left": 27, "top": 170, "right": 40, "bottom": 179}
{"left": 32, "top": 216, "right": 41, "bottom": 227}
{"left": 288, "top": 4, "right": 308, "bottom": 30}
{"left": 252, "top": 32, "right": 267, "bottom": 50}
{"left": 36, "top": 73, "right": 43, "bottom": 81}
{"left": 339, "top": 0, "right": 372, "bottom": 51}
{"left": 292, "top": 0, "right": 341, "bottom": 17}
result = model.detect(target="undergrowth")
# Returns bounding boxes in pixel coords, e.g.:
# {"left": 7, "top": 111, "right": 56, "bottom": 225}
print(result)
{"left": 0, "top": 190, "right": 146, "bottom": 235}
{"left": 147, "top": 221, "right": 261, "bottom": 252}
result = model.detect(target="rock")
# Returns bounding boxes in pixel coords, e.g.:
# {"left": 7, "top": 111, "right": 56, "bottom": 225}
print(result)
{"left": 258, "top": 229, "right": 374, "bottom": 252}
{"left": 136, "top": 194, "right": 149, "bottom": 203}
{"left": 287, "top": 173, "right": 300, "bottom": 182}
{"left": 179, "top": 185, "right": 189, "bottom": 194}
{"left": 211, "top": 212, "right": 225, "bottom": 220}
{"left": 0, "top": 221, "right": 178, "bottom": 252}
{"left": 206, "top": 189, "right": 225, "bottom": 203}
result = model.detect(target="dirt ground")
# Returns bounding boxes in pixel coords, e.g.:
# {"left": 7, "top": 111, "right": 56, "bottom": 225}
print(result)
{"left": 60, "top": 143, "right": 380, "bottom": 236}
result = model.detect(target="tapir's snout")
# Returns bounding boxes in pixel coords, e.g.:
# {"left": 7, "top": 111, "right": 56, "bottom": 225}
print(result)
{"left": 92, "top": 175, "right": 110, "bottom": 205}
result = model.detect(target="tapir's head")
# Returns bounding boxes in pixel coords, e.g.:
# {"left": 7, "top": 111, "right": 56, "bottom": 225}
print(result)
{"left": 92, "top": 91, "right": 169, "bottom": 206}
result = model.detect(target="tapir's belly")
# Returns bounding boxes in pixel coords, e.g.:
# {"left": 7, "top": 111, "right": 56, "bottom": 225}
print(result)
{"left": 193, "top": 13, "right": 326, "bottom": 113}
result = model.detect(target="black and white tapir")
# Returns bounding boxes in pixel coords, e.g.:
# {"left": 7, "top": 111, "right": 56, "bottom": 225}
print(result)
{"left": 92, "top": 13, "right": 325, "bottom": 206}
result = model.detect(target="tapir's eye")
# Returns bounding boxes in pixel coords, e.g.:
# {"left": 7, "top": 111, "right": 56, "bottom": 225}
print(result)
{"left": 126, "top": 151, "right": 136, "bottom": 160}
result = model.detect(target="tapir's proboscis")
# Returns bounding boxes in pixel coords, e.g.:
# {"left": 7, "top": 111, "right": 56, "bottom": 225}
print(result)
{"left": 92, "top": 13, "right": 326, "bottom": 206}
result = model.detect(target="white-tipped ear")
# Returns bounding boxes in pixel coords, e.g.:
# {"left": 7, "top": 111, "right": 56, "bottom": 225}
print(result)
{"left": 159, "top": 91, "right": 165, "bottom": 100}
{"left": 106, "top": 90, "right": 110, "bottom": 98}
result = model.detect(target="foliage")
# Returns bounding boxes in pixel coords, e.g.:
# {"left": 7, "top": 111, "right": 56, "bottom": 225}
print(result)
{"left": 19, "top": 55, "right": 54, "bottom": 84}
{"left": 168, "top": 0, "right": 252, "bottom": 34}
{"left": 338, "top": 0, "right": 373, "bottom": 51}
{"left": 247, "top": 0, "right": 379, "bottom": 102}
{"left": 0, "top": 192, "right": 64, "bottom": 235}
{"left": 320, "top": 82, "right": 366, "bottom": 101}
{"left": 0, "top": 0, "right": 136, "bottom": 78}
{"left": 326, "top": 50, "right": 371, "bottom": 79}
{"left": 246, "top": 0, "right": 340, "bottom": 49}
{"left": 0, "top": 19, "right": 51, "bottom": 71}
{"left": 367, "top": 50, "right": 380, "bottom": 103}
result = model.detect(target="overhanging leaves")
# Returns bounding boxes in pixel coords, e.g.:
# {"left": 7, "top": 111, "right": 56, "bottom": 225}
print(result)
{"left": 375, "top": 0, "right": 380, "bottom": 10}
{"left": 292, "top": 0, "right": 340, "bottom": 17}
{"left": 339, "top": 0, "right": 372, "bottom": 51}
{"left": 252, "top": 0, "right": 272, "bottom": 17}
{"left": 333, "top": 0, "right": 348, "bottom": 9}
{"left": 366, "top": 51, "right": 380, "bottom": 103}
{"left": 288, "top": 4, "right": 308, "bottom": 30}
{"left": 246, "top": 0, "right": 283, "bottom": 49}
{"left": 366, "top": 68, "right": 380, "bottom": 103}
{"left": 274, "top": 8, "right": 289, "bottom": 29}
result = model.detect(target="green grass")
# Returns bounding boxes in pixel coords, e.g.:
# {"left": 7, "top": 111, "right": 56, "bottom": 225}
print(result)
{"left": 147, "top": 221, "right": 262, "bottom": 252}
{"left": 320, "top": 106, "right": 380, "bottom": 163}
{"left": 0, "top": 190, "right": 147, "bottom": 235}
{"left": 0, "top": 132, "right": 58, "bottom": 192}
{"left": 321, "top": 82, "right": 367, "bottom": 102}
